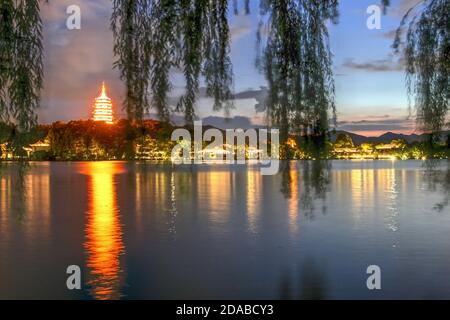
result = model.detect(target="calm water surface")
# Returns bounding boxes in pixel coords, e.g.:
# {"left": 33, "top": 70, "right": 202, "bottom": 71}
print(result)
{"left": 0, "top": 160, "right": 449, "bottom": 299}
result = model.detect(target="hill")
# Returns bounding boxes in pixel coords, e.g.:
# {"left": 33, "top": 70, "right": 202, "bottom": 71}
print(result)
{"left": 331, "top": 130, "right": 449, "bottom": 146}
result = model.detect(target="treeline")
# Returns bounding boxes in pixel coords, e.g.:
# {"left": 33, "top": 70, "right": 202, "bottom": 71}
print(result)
{"left": 0, "top": 120, "right": 174, "bottom": 160}
{"left": 327, "top": 133, "right": 450, "bottom": 160}
{"left": 1, "top": 120, "right": 449, "bottom": 161}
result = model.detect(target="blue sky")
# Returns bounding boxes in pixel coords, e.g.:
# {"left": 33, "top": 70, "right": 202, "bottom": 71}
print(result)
{"left": 38, "top": 0, "right": 422, "bottom": 136}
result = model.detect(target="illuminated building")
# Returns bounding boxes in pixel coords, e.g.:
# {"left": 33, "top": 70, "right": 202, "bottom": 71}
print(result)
{"left": 287, "top": 138, "right": 297, "bottom": 149}
{"left": 92, "top": 82, "right": 114, "bottom": 124}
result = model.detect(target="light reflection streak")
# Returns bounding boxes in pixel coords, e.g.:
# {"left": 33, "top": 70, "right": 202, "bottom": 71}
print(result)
{"left": 246, "top": 168, "right": 261, "bottom": 234}
{"left": 167, "top": 171, "right": 178, "bottom": 238}
{"left": 288, "top": 163, "right": 299, "bottom": 235}
{"left": 197, "top": 170, "right": 232, "bottom": 224}
{"left": 81, "top": 162, "right": 125, "bottom": 300}
{"left": 385, "top": 168, "right": 399, "bottom": 233}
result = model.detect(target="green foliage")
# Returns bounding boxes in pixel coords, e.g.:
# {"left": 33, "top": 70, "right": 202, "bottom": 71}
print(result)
{"left": 111, "top": 0, "right": 338, "bottom": 144}
{"left": 391, "top": 138, "right": 407, "bottom": 149}
{"left": 298, "top": 135, "right": 333, "bottom": 160}
{"left": 2, "top": 0, "right": 338, "bottom": 152}
{"left": 359, "top": 142, "right": 375, "bottom": 153}
{"left": 388, "top": 0, "right": 449, "bottom": 133}
{"left": 0, "top": 122, "right": 13, "bottom": 143}
{"left": 30, "top": 150, "right": 50, "bottom": 161}
{"left": 334, "top": 133, "right": 354, "bottom": 148}
{"left": 43, "top": 119, "right": 174, "bottom": 160}
{"left": 256, "top": 0, "right": 338, "bottom": 145}
{"left": 111, "top": 0, "right": 233, "bottom": 124}
{"left": 0, "top": 0, "right": 44, "bottom": 131}
{"left": 1, "top": 120, "right": 449, "bottom": 160}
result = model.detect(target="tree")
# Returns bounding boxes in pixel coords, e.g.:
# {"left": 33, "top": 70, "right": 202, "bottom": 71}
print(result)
{"left": 360, "top": 142, "right": 375, "bottom": 153}
{"left": 390, "top": 138, "right": 408, "bottom": 159}
{"left": 334, "top": 133, "right": 354, "bottom": 148}
{"left": 111, "top": 0, "right": 233, "bottom": 125}
{"left": 111, "top": 0, "right": 339, "bottom": 151}
{"left": 1, "top": 0, "right": 340, "bottom": 153}
{"left": 391, "top": 138, "right": 408, "bottom": 150}
{"left": 0, "top": 122, "right": 13, "bottom": 143}
{"left": 385, "top": 0, "right": 449, "bottom": 133}
{"left": 256, "top": 0, "right": 339, "bottom": 147}
{"left": 0, "top": 0, "right": 44, "bottom": 131}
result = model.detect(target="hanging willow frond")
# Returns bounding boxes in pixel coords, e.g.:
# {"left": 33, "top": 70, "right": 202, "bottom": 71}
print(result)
{"left": 233, "top": 0, "right": 250, "bottom": 15}
{"left": 256, "top": 0, "right": 338, "bottom": 144}
{"left": 111, "top": 0, "right": 153, "bottom": 121}
{"left": 0, "top": 0, "right": 43, "bottom": 131}
{"left": 389, "top": 0, "right": 449, "bottom": 133}
{"left": 111, "top": 0, "right": 234, "bottom": 125}
{"left": 202, "top": 0, "right": 233, "bottom": 114}
{"left": 0, "top": 0, "right": 15, "bottom": 123}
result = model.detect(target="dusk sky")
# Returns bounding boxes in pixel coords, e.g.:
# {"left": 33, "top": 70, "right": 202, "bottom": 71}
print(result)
{"left": 39, "top": 0, "right": 422, "bottom": 137}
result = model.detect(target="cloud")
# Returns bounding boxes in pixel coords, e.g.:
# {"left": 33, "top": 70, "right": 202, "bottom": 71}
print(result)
{"left": 202, "top": 116, "right": 257, "bottom": 129}
{"left": 342, "top": 56, "right": 404, "bottom": 72}
{"left": 38, "top": 0, "right": 122, "bottom": 123}
{"left": 177, "top": 86, "right": 268, "bottom": 116}
{"left": 230, "top": 15, "right": 252, "bottom": 41}
{"left": 366, "top": 114, "right": 390, "bottom": 119}
{"left": 232, "top": 87, "right": 268, "bottom": 112}
{"left": 146, "top": 113, "right": 259, "bottom": 130}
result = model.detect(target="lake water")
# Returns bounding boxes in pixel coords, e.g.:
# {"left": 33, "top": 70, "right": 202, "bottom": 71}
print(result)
{"left": 0, "top": 160, "right": 449, "bottom": 299}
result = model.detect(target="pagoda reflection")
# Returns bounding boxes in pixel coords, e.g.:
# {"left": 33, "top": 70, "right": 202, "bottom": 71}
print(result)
{"left": 81, "top": 162, "right": 125, "bottom": 300}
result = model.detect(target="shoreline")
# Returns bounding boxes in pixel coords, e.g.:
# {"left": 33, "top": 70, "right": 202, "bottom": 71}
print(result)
{"left": 1, "top": 158, "right": 448, "bottom": 163}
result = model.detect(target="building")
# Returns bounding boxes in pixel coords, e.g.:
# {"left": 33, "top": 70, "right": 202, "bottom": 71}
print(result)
{"left": 92, "top": 82, "right": 114, "bottom": 124}
{"left": 29, "top": 140, "right": 51, "bottom": 153}
{"left": 0, "top": 143, "right": 13, "bottom": 160}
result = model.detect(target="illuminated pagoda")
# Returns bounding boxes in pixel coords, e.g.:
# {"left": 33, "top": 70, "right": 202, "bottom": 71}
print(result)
{"left": 92, "top": 82, "right": 114, "bottom": 124}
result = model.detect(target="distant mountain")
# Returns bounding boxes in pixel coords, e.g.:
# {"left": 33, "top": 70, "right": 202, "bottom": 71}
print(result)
{"left": 201, "top": 116, "right": 256, "bottom": 130}
{"left": 145, "top": 112, "right": 447, "bottom": 145}
{"left": 331, "top": 130, "right": 449, "bottom": 146}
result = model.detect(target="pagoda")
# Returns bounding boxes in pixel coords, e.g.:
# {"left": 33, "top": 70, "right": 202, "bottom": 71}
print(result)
{"left": 92, "top": 82, "right": 114, "bottom": 124}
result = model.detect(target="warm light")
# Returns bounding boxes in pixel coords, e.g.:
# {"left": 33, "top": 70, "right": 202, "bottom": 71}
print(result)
{"left": 82, "top": 162, "right": 125, "bottom": 300}
{"left": 288, "top": 164, "right": 299, "bottom": 235}
{"left": 92, "top": 82, "right": 114, "bottom": 124}
{"left": 287, "top": 138, "right": 297, "bottom": 149}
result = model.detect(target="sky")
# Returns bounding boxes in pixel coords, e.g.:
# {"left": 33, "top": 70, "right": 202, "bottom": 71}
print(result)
{"left": 38, "top": 0, "right": 423, "bottom": 137}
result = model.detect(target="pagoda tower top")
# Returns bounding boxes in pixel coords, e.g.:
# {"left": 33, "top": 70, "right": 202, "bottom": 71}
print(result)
{"left": 101, "top": 81, "right": 107, "bottom": 97}
{"left": 92, "top": 82, "right": 114, "bottom": 124}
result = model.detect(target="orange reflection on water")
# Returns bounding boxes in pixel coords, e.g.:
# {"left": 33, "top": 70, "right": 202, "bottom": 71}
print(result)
{"left": 81, "top": 162, "right": 125, "bottom": 300}
{"left": 246, "top": 168, "right": 261, "bottom": 233}
{"left": 0, "top": 177, "right": 11, "bottom": 236}
{"left": 288, "top": 165, "right": 299, "bottom": 234}
{"left": 197, "top": 170, "right": 232, "bottom": 224}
